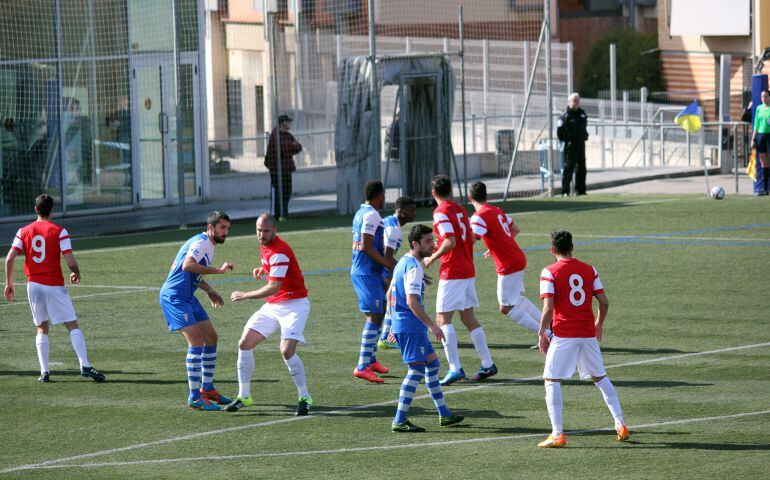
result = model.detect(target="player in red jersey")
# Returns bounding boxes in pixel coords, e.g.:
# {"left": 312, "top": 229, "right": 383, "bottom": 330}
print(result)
{"left": 468, "top": 182, "right": 550, "bottom": 345}
{"left": 3, "top": 194, "right": 105, "bottom": 383}
{"left": 226, "top": 214, "right": 313, "bottom": 416}
{"left": 536, "top": 230, "right": 629, "bottom": 448}
{"left": 422, "top": 175, "right": 496, "bottom": 385}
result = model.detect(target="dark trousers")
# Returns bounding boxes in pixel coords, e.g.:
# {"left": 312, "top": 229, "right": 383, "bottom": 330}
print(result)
{"left": 562, "top": 142, "right": 586, "bottom": 195}
{"left": 270, "top": 173, "right": 292, "bottom": 218}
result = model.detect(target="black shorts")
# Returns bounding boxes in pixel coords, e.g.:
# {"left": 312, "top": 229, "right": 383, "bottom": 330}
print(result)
{"left": 756, "top": 133, "right": 770, "bottom": 155}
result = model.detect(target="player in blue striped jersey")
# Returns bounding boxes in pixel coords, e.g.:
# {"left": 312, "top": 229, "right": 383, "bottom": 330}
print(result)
{"left": 159, "top": 211, "right": 234, "bottom": 411}
{"left": 378, "top": 197, "right": 417, "bottom": 350}
{"left": 351, "top": 180, "right": 397, "bottom": 383}
{"left": 390, "top": 224, "right": 464, "bottom": 432}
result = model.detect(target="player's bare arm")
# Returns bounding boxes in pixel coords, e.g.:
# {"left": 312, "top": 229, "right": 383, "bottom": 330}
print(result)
{"left": 63, "top": 252, "right": 81, "bottom": 283}
{"left": 4, "top": 248, "right": 19, "bottom": 301}
{"left": 594, "top": 292, "right": 609, "bottom": 342}
{"left": 407, "top": 293, "right": 445, "bottom": 342}
{"left": 231, "top": 279, "right": 282, "bottom": 302}
{"left": 423, "top": 235, "right": 455, "bottom": 268}
{"left": 182, "top": 256, "right": 233, "bottom": 275}
{"left": 198, "top": 280, "right": 224, "bottom": 308}
{"left": 362, "top": 233, "right": 396, "bottom": 270}
{"left": 539, "top": 297, "right": 554, "bottom": 353}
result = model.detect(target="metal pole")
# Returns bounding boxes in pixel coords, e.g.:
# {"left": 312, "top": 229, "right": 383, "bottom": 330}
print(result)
{"left": 610, "top": 43, "right": 617, "bottom": 137}
{"left": 269, "top": 11, "right": 284, "bottom": 218}
{"left": 483, "top": 38, "right": 489, "bottom": 152}
{"left": 172, "top": 0, "right": 186, "bottom": 227}
{"left": 443, "top": 37, "right": 449, "bottom": 54}
{"left": 640, "top": 87, "right": 647, "bottom": 166}
{"left": 566, "top": 41, "right": 573, "bottom": 95}
{"left": 622, "top": 90, "right": 629, "bottom": 138}
{"left": 523, "top": 41, "right": 529, "bottom": 130}
{"left": 545, "top": 0, "right": 554, "bottom": 196}
{"left": 55, "top": 0, "right": 67, "bottom": 213}
{"left": 460, "top": 5, "right": 467, "bottom": 200}
{"left": 368, "top": 0, "right": 381, "bottom": 180}
{"left": 599, "top": 100, "right": 606, "bottom": 168}
{"left": 687, "top": 130, "right": 691, "bottom": 166}
{"left": 335, "top": 34, "right": 342, "bottom": 67}
{"left": 733, "top": 123, "right": 739, "bottom": 193}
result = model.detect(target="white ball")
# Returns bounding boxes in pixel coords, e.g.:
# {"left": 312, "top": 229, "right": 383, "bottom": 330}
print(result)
{"left": 710, "top": 186, "right": 725, "bottom": 200}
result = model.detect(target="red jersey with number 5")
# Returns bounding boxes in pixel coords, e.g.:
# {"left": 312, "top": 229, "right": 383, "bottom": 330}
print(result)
{"left": 470, "top": 204, "right": 526, "bottom": 275}
{"left": 260, "top": 235, "right": 308, "bottom": 303}
{"left": 11, "top": 221, "right": 72, "bottom": 287}
{"left": 539, "top": 258, "right": 604, "bottom": 338}
{"left": 433, "top": 201, "right": 475, "bottom": 280}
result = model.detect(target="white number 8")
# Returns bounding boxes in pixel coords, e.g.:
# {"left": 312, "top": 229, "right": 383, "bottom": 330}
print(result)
{"left": 31, "top": 235, "right": 46, "bottom": 263}
{"left": 568, "top": 274, "right": 585, "bottom": 306}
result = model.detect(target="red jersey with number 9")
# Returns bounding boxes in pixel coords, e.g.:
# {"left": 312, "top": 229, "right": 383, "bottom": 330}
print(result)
{"left": 11, "top": 221, "right": 72, "bottom": 287}
{"left": 433, "top": 201, "right": 475, "bottom": 280}
{"left": 539, "top": 257, "right": 604, "bottom": 338}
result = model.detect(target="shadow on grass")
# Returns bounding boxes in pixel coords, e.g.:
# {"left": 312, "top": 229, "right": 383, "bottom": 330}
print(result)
{"left": 441, "top": 378, "right": 712, "bottom": 388}
{"left": 601, "top": 347, "right": 690, "bottom": 355}
{"left": 457, "top": 342, "right": 536, "bottom": 351}
{"left": 0, "top": 370, "right": 277, "bottom": 385}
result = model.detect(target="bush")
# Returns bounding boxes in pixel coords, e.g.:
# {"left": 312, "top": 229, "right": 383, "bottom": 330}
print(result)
{"left": 577, "top": 28, "right": 664, "bottom": 98}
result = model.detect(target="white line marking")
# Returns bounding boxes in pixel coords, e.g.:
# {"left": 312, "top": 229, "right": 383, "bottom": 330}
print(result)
{"left": 15, "top": 283, "right": 157, "bottom": 290}
{"left": 2, "top": 340, "right": 767, "bottom": 474}
{"left": 26, "top": 409, "right": 770, "bottom": 471}
{"left": 518, "top": 233, "right": 768, "bottom": 242}
{"left": 0, "top": 288, "right": 158, "bottom": 308}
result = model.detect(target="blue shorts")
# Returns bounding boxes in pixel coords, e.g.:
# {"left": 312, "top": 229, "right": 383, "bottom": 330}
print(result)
{"left": 159, "top": 293, "right": 209, "bottom": 332}
{"left": 351, "top": 274, "right": 386, "bottom": 314}
{"left": 394, "top": 330, "right": 435, "bottom": 364}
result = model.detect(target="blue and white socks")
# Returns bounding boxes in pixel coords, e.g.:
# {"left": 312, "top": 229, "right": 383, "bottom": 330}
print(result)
{"left": 425, "top": 358, "right": 451, "bottom": 417}
{"left": 380, "top": 316, "right": 392, "bottom": 342}
{"left": 201, "top": 345, "right": 217, "bottom": 392}
{"left": 356, "top": 321, "right": 380, "bottom": 371}
{"left": 394, "top": 367, "right": 424, "bottom": 424}
{"left": 186, "top": 346, "right": 203, "bottom": 400}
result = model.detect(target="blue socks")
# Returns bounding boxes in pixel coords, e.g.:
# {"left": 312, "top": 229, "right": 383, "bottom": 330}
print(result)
{"left": 356, "top": 321, "right": 380, "bottom": 371}
{"left": 394, "top": 367, "right": 425, "bottom": 424}
{"left": 186, "top": 346, "right": 203, "bottom": 399}
{"left": 201, "top": 345, "right": 217, "bottom": 392}
{"left": 425, "top": 358, "right": 451, "bottom": 417}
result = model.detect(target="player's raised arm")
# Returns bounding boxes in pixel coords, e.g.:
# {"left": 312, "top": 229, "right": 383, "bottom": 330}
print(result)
{"left": 231, "top": 279, "right": 282, "bottom": 302}
{"left": 182, "top": 255, "right": 233, "bottom": 275}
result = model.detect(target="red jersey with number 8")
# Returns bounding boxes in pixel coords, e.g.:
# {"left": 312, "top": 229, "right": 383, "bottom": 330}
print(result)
{"left": 433, "top": 201, "right": 475, "bottom": 280}
{"left": 11, "top": 221, "right": 72, "bottom": 287}
{"left": 539, "top": 257, "right": 604, "bottom": 338}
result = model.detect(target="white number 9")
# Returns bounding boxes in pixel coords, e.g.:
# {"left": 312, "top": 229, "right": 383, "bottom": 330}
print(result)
{"left": 31, "top": 235, "right": 46, "bottom": 263}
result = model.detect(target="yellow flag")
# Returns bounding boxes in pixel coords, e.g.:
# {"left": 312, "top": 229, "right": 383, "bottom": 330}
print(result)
{"left": 747, "top": 149, "right": 757, "bottom": 182}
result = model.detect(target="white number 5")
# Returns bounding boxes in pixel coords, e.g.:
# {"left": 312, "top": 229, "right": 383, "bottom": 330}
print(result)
{"left": 31, "top": 235, "right": 46, "bottom": 263}
{"left": 568, "top": 274, "right": 585, "bottom": 306}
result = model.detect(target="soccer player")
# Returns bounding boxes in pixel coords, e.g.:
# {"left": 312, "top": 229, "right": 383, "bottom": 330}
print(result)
{"left": 159, "top": 211, "right": 234, "bottom": 411}
{"left": 537, "top": 230, "right": 629, "bottom": 448}
{"left": 4, "top": 194, "right": 105, "bottom": 383}
{"left": 378, "top": 196, "right": 417, "bottom": 350}
{"left": 351, "top": 180, "right": 396, "bottom": 383}
{"left": 226, "top": 214, "right": 313, "bottom": 415}
{"left": 423, "top": 175, "right": 496, "bottom": 385}
{"left": 390, "top": 224, "right": 464, "bottom": 432}
{"left": 468, "top": 181, "right": 550, "bottom": 342}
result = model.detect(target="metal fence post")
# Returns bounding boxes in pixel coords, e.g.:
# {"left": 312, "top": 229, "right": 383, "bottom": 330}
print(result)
{"left": 566, "top": 41, "right": 573, "bottom": 95}
{"left": 545, "top": 0, "right": 554, "bottom": 196}
{"left": 659, "top": 109, "right": 664, "bottom": 166}
{"left": 523, "top": 40, "right": 529, "bottom": 130}
{"left": 610, "top": 43, "right": 617, "bottom": 137}
{"left": 622, "top": 90, "right": 629, "bottom": 138}
{"left": 471, "top": 114, "right": 477, "bottom": 153}
{"left": 443, "top": 37, "right": 449, "bottom": 54}
{"left": 405, "top": 36, "right": 412, "bottom": 54}
{"left": 640, "top": 87, "right": 647, "bottom": 166}
{"left": 335, "top": 34, "right": 342, "bottom": 67}
{"left": 483, "top": 38, "right": 489, "bottom": 152}
{"left": 599, "top": 100, "right": 606, "bottom": 168}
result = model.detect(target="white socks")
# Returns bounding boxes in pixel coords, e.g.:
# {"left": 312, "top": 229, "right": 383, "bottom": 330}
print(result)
{"left": 284, "top": 354, "right": 309, "bottom": 398}
{"left": 69, "top": 329, "right": 90, "bottom": 368}
{"left": 469, "top": 326, "right": 494, "bottom": 368}
{"left": 440, "top": 324, "right": 461, "bottom": 372}
{"left": 545, "top": 380, "right": 563, "bottom": 435}
{"left": 595, "top": 377, "right": 625, "bottom": 428}
{"left": 506, "top": 307, "right": 540, "bottom": 333}
{"left": 35, "top": 333, "right": 49, "bottom": 374}
{"left": 237, "top": 349, "right": 255, "bottom": 399}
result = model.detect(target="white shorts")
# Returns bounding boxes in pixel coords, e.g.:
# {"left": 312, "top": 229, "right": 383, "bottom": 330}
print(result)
{"left": 245, "top": 297, "right": 310, "bottom": 344}
{"left": 27, "top": 282, "right": 77, "bottom": 326}
{"left": 436, "top": 278, "right": 479, "bottom": 313}
{"left": 543, "top": 336, "right": 606, "bottom": 380}
{"left": 497, "top": 270, "right": 526, "bottom": 306}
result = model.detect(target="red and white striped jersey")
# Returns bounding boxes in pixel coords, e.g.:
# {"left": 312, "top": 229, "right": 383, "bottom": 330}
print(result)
{"left": 540, "top": 257, "right": 604, "bottom": 338}
{"left": 11, "top": 221, "right": 72, "bottom": 287}
{"left": 433, "top": 201, "right": 475, "bottom": 280}
{"left": 260, "top": 235, "right": 308, "bottom": 303}
{"left": 470, "top": 204, "right": 526, "bottom": 275}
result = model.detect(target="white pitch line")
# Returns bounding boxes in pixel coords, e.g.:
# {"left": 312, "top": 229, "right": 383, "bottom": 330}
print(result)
{"left": 0, "top": 288, "right": 158, "bottom": 308}
{"left": 15, "top": 283, "right": 157, "bottom": 290}
{"left": 517, "top": 233, "right": 768, "bottom": 242}
{"left": 2, "top": 340, "right": 768, "bottom": 475}
{"left": 24, "top": 409, "right": 770, "bottom": 471}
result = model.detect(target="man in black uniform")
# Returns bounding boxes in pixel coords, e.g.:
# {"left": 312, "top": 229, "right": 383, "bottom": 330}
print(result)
{"left": 557, "top": 93, "right": 589, "bottom": 196}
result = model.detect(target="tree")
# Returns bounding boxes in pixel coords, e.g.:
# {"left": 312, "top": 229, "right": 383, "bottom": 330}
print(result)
{"left": 577, "top": 28, "right": 663, "bottom": 98}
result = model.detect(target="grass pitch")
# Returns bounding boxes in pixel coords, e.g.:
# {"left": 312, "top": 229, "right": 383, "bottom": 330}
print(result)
{"left": 2, "top": 194, "right": 769, "bottom": 479}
